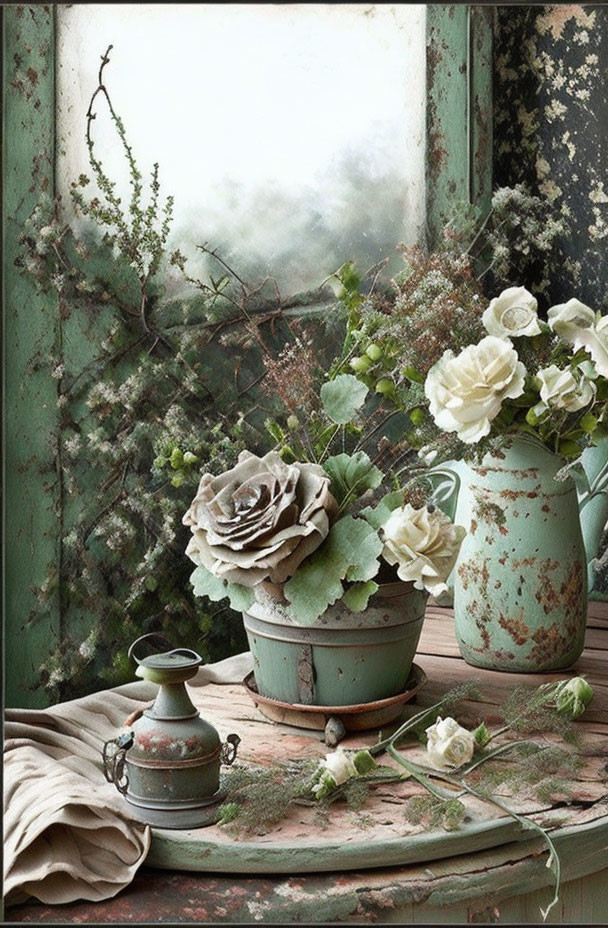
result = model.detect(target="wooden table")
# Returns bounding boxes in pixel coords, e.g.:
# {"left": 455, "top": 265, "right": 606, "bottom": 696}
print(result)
{"left": 7, "top": 603, "right": 608, "bottom": 925}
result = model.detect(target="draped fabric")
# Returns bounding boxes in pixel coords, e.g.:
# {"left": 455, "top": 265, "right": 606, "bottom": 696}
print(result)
{"left": 4, "top": 652, "right": 253, "bottom": 905}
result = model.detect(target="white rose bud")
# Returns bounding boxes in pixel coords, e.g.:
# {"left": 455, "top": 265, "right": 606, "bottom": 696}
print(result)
{"left": 425, "top": 716, "right": 475, "bottom": 770}
{"left": 381, "top": 504, "right": 466, "bottom": 597}
{"left": 535, "top": 364, "right": 596, "bottom": 412}
{"left": 553, "top": 676, "right": 594, "bottom": 719}
{"left": 311, "top": 748, "right": 359, "bottom": 798}
{"left": 424, "top": 336, "right": 526, "bottom": 444}
{"left": 482, "top": 286, "right": 541, "bottom": 339}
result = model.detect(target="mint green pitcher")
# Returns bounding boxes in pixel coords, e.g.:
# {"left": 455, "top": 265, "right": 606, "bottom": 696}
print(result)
{"left": 429, "top": 436, "right": 608, "bottom": 672}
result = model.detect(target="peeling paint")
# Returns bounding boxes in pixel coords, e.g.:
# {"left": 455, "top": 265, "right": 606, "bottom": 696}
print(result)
{"left": 494, "top": 6, "right": 607, "bottom": 308}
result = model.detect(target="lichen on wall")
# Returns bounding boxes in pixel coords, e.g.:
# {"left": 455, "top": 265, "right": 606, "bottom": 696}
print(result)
{"left": 494, "top": 5, "right": 607, "bottom": 310}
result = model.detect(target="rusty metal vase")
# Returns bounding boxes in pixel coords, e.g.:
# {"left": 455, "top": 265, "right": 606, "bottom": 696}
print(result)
{"left": 243, "top": 582, "right": 428, "bottom": 706}
{"left": 453, "top": 436, "right": 587, "bottom": 672}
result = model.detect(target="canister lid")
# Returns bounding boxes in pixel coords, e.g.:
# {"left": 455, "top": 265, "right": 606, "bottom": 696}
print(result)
{"left": 138, "top": 650, "right": 201, "bottom": 671}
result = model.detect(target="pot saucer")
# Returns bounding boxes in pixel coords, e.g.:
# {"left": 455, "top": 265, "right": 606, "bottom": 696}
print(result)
{"left": 243, "top": 664, "right": 427, "bottom": 744}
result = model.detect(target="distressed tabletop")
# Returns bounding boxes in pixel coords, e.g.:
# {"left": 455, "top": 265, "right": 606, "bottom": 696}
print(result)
{"left": 7, "top": 602, "right": 608, "bottom": 924}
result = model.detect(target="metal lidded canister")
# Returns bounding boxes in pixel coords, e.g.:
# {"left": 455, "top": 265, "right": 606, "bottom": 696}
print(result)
{"left": 103, "top": 634, "right": 239, "bottom": 828}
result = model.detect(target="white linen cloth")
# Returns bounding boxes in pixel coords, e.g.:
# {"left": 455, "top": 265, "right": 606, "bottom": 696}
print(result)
{"left": 4, "top": 652, "right": 253, "bottom": 905}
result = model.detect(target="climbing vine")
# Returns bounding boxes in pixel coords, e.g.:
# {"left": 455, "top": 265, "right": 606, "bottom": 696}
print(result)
{"left": 18, "top": 46, "right": 336, "bottom": 701}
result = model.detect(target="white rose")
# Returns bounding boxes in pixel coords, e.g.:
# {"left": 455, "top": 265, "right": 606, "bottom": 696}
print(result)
{"left": 547, "top": 300, "right": 608, "bottom": 377}
{"left": 381, "top": 504, "right": 466, "bottom": 597}
{"left": 570, "top": 315, "right": 608, "bottom": 379}
{"left": 322, "top": 748, "right": 358, "bottom": 784}
{"left": 425, "top": 716, "right": 475, "bottom": 770}
{"left": 311, "top": 748, "right": 358, "bottom": 796}
{"left": 535, "top": 364, "right": 596, "bottom": 412}
{"left": 547, "top": 298, "right": 595, "bottom": 339}
{"left": 482, "top": 286, "right": 541, "bottom": 338}
{"left": 424, "top": 336, "right": 526, "bottom": 444}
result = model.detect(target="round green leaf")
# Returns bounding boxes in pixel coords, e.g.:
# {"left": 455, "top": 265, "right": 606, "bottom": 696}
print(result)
{"left": 321, "top": 374, "right": 369, "bottom": 424}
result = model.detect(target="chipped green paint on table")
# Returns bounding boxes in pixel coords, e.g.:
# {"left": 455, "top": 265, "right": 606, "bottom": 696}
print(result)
{"left": 8, "top": 602, "right": 608, "bottom": 924}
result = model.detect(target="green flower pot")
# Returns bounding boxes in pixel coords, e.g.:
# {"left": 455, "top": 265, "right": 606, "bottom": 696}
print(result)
{"left": 243, "top": 582, "right": 428, "bottom": 706}
{"left": 453, "top": 436, "right": 587, "bottom": 672}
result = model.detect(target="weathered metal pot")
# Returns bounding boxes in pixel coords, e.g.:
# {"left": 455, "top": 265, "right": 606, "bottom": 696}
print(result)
{"left": 102, "top": 635, "right": 239, "bottom": 828}
{"left": 453, "top": 436, "right": 587, "bottom": 672}
{"left": 243, "top": 582, "right": 428, "bottom": 706}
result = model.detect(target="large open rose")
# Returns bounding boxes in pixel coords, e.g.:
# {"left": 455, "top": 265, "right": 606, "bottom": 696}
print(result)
{"left": 424, "top": 335, "right": 526, "bottom": 443}
{"left": 183, "top": 451, "right": 337, "bottom": 587}
{"left": 381, "top": 504, "right": 466, "bottom": 596}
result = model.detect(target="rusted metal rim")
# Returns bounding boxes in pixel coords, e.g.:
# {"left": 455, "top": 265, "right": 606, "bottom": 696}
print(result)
{"left": 243, "top": 663, "right": 427, "bottom": 715}
{"left": 243, "top": 612, "right": 424, "bottom": 647}
{"left": 127, "top": 745, "right": 222, "bottom": 769}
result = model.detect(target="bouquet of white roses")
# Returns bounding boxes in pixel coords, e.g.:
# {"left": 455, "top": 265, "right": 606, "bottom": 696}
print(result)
{"left": 423, "top": 289, "right": 607, "bottom": 453}
{"left": 330, "top": 246, "right": 608, "bottom": 463}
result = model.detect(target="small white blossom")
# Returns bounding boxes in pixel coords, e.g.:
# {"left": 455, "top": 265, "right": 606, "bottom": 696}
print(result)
{"left": 535, "top": 364, "right": 596, "bottom": 413}
{"left": 311, "top": 748, "right": 359, "bottom": 797}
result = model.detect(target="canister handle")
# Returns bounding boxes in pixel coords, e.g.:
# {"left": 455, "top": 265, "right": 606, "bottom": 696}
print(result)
{"left": 128, "top": 632, "right": 202, "bottom": 666}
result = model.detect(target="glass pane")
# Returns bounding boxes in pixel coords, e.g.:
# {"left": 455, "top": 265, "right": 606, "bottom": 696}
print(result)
{"left": 57, "top": 3, "right": 426, "bottom": 293}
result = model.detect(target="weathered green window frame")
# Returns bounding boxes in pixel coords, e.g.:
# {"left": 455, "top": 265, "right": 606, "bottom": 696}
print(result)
{"left": 2, "top": 4, "right": 492, "bottom": 707}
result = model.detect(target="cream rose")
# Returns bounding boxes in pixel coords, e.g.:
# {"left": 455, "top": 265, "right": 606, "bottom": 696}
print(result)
{"left": 482, "top": 286, "right": 541, "bottom": 338}
{"left": 535, "top": 364, "right": 596, "bottom": 412}
{"left": 425, "top": 716, "right": 475, "bottom": 770}
{"left": 424, "top": 336, "right": 526, "bottom": 444}
{"left": 547, "top": 298, "right": 596, "bottom": 339}
{"left": 381, "top": 504, "right": 466, "bottom": 597}
{"left": 547, "top": 300, "right": 608, "bottom": 377}
{"left": 311, "top": 748, "right": 359, "bottom": 797}
{"left": 569, "top": 315, "right": 608, "bottom": 378}
{"left": 183, "top": 450, "right": 337, "bottom": 587}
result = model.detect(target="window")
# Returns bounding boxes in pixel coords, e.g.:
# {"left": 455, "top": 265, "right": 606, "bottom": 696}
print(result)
{"left": 57, "top": 4, "right": 427, "bottom": 292}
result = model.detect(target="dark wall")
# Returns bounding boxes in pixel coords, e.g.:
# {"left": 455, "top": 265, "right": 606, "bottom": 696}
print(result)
{"left": 494, "top": 5, "right": 607, "bottom": 310}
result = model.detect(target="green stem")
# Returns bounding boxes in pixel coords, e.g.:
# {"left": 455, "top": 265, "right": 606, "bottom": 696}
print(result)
{"left": 460, "top": 739, "right": 538, "bottom": 776}
{"left": 389, "top": 745, "right": 562, "bottom": 922}
{"left": 370, "top": 696, "right": 469, "bottom": 757}
{"left": 318, "top": 425, "right": 341, "bottom": 464}
{"left": 455, "top": 779, "right": 561, "bottom": 921}
{"left": 484, "top": 724, "right": 510, "bottom": 744}
{"left": 386, "top": 745, "right": 453, "bottom": 801}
